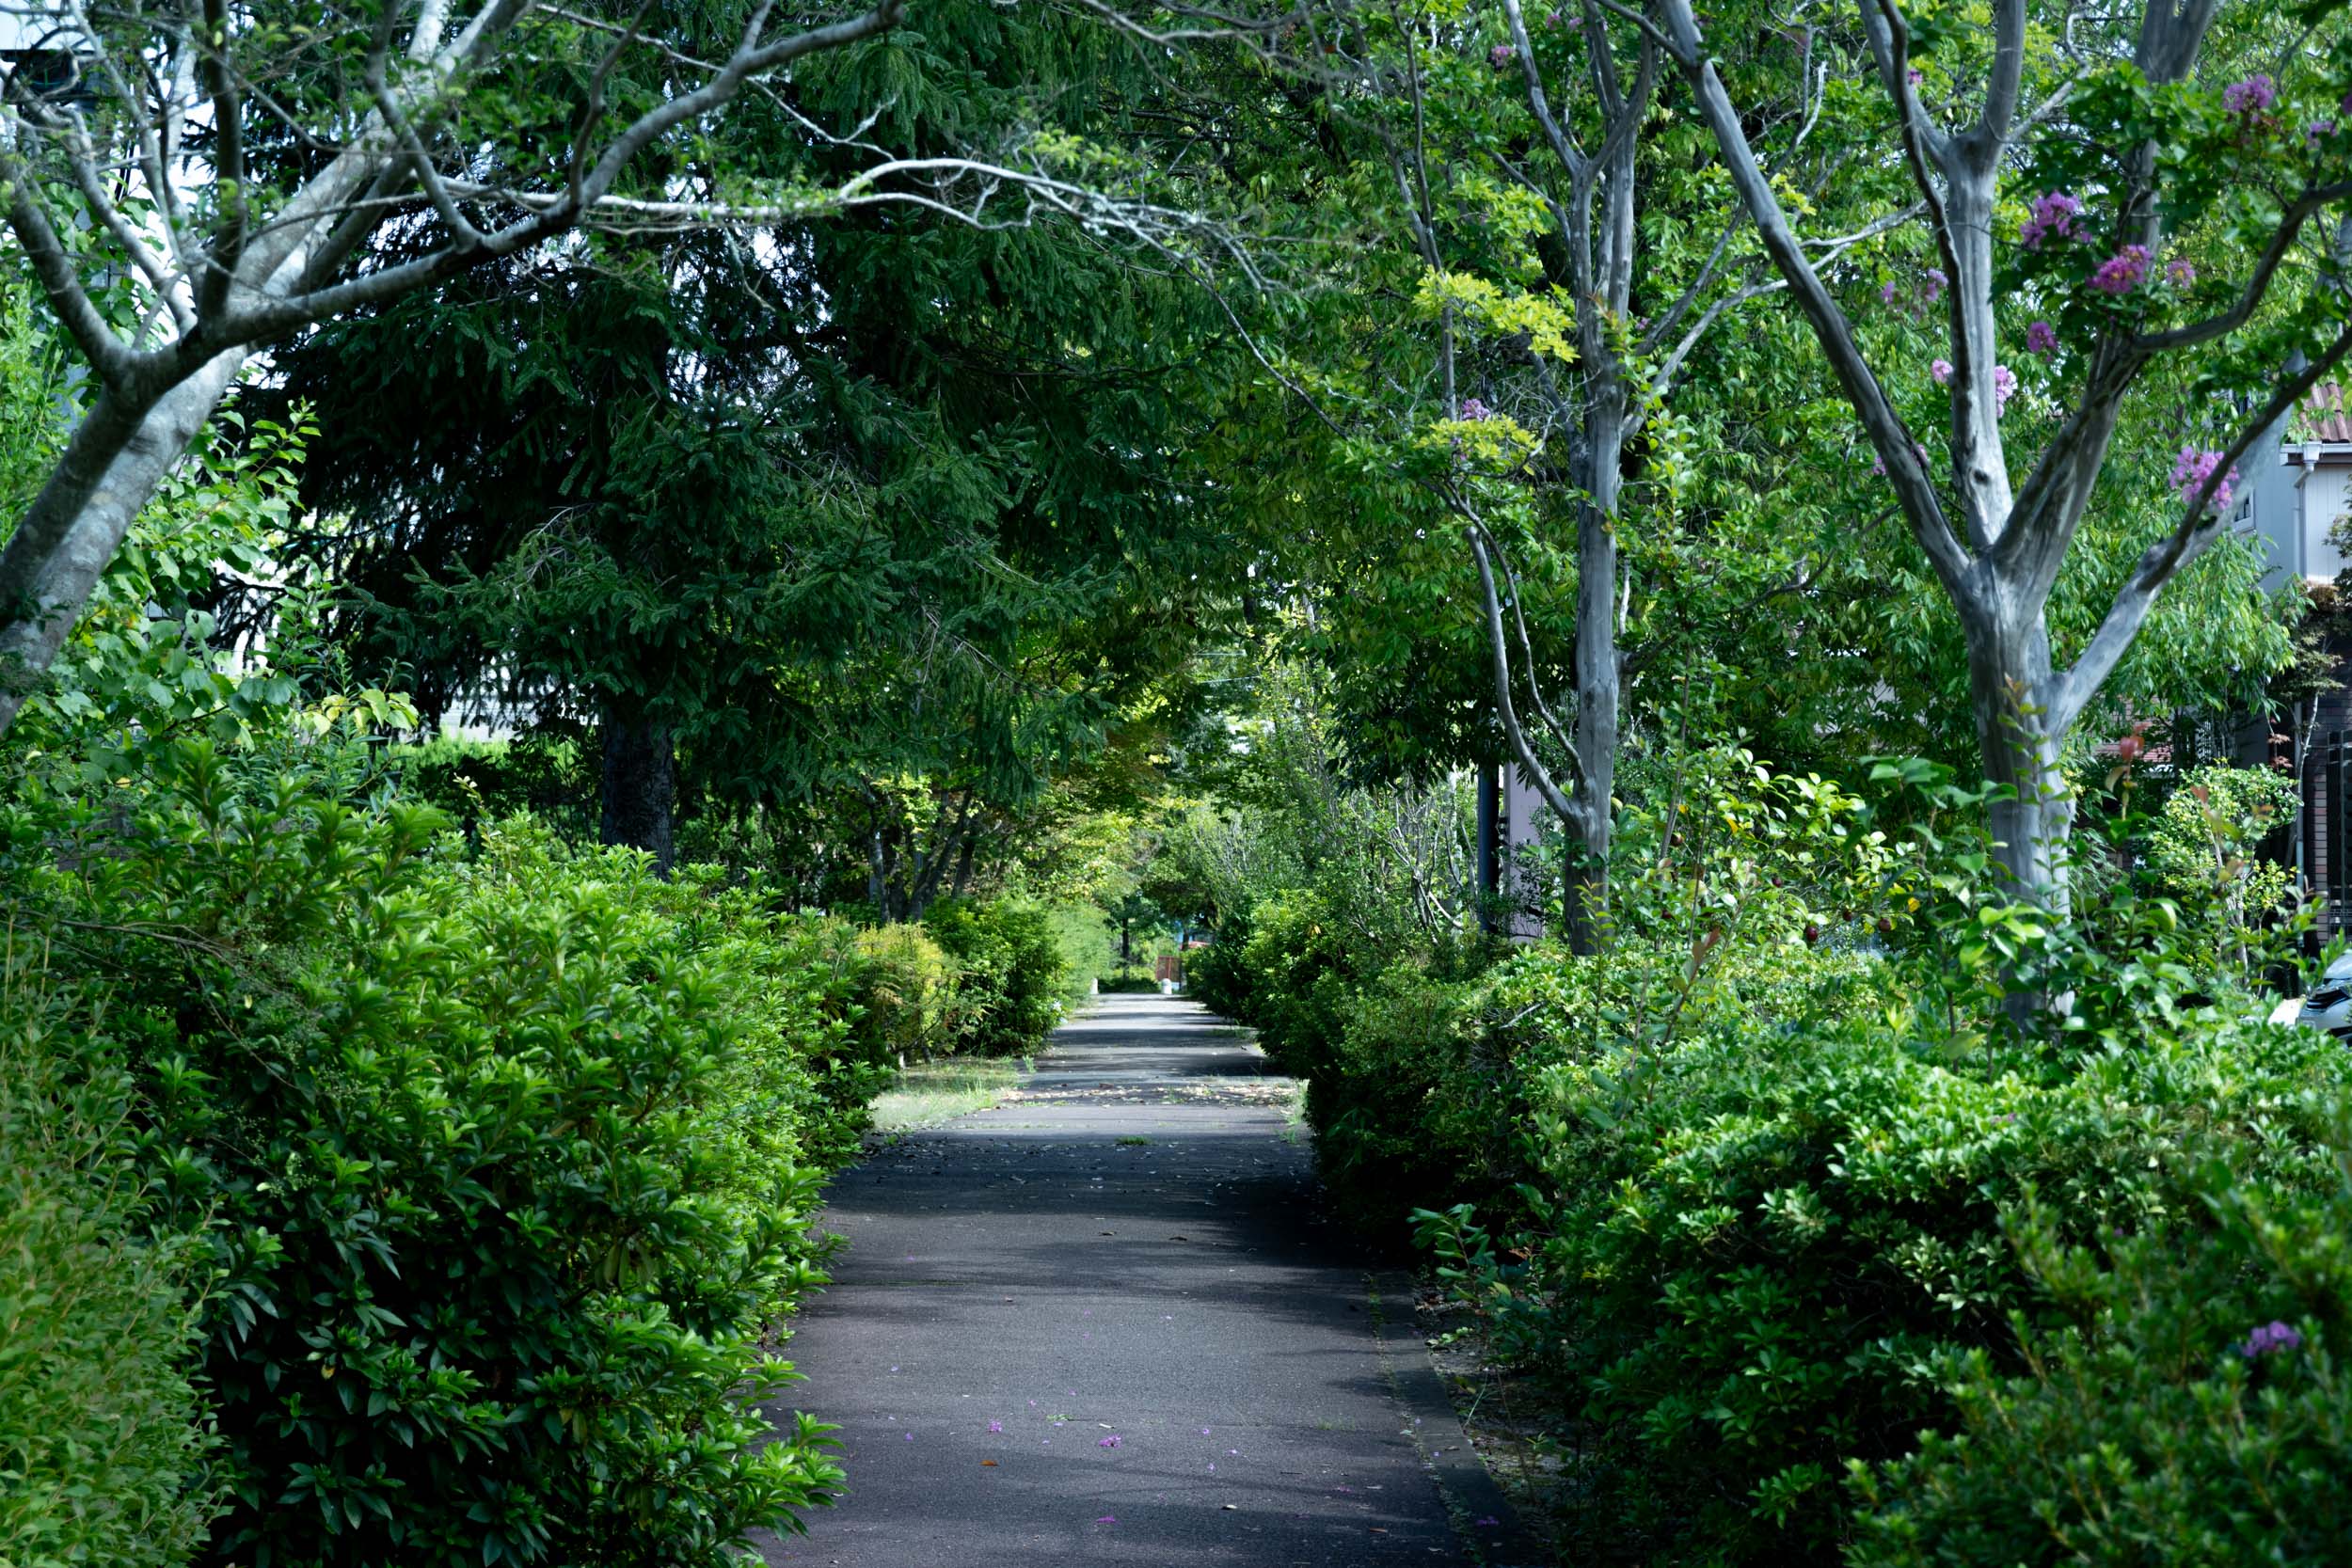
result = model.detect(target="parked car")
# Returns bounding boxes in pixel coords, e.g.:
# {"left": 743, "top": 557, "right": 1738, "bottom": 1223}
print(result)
{"left": 2292, "top": 953, "right": 2352, "bottom": 1037}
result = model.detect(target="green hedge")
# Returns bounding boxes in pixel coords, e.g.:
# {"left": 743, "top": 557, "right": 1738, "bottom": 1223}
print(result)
{"left": 1487, "top": 1012, "right": 2352, "bottom": 1564}
{"left": 1208, "top": 863, "right": 2352, "bottom": 1565}
{"left": 923, "top": 897, "right": 1069, "bottom": 1057}
{"left": 1848, "top": 1154, "right": 2352, "bottom": 1568}
{"left": 2, "top": 737, "right": 865, "bottom": 1568}
{"left": 0, "top": 1003, "right": 218, "bottom": 1568}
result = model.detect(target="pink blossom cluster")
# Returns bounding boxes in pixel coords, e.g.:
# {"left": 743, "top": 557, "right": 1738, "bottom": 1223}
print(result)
{"left": 1460, "top": 397, "right": 1492, "bottom": 421}
{"left": 2222, "top": 74, "right": 2276, "bottom": 118}
{"left": 2090, "top": 244, "right": 2151, "bottom": 294}
{"left": 1490, "top": 43, "right": 1517, "bottom": 67}
{"left": 2310, "top": 120, "right": 2339, "bottom": 148}
{"left": 2239, "top": 1319, "right": 2302, "bottom": 1358}
{"left": 2165, "top": 256, "right": 2196, "bottom": 286}
{"left": 2171, "top": 445, "right": 2242, "bottom": 514}
{"left": 2019, "top": 191, "right": 2081, "bottom": 249}
{"left": 1923, "top": 267, "right": 1947, "bottom": 304}
{"left": 1930, "top": 359, "right": 2018, "bottom": 410}
{"left": 2026, "top": 320, "right": 2058, "bottom": 356}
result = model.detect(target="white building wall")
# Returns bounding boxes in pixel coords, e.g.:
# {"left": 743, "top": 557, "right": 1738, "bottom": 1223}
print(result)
{"left": 2304, "top": 460, "right": 2352, "bottom": 578}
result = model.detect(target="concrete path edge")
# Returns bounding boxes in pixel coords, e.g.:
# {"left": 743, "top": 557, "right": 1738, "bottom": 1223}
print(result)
{"left": 1364, "top": 1271, "right": 1542, "bottom": 1568}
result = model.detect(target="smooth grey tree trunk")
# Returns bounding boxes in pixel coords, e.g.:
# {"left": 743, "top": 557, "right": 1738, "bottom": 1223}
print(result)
{"left": 1654, "top": 0, "right": 2352, "bottom": 917}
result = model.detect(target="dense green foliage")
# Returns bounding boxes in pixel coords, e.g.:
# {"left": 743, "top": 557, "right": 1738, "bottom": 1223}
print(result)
{"left": 4, "top": 725, "right": 849, "bottom": 1567}
{"left": 0, "top": 1006, "right": 219, "bottom": 1568}
{"left": 6, "top": 0, "right": 2349, "bottom": 1561}
{"left": 1, "top": 699, "right": 1073, "bottom": 1567}
{"left": 1187, "top": 665, "right": 2344, "bottom": 1563}
{"left": 922, "top": 897, "right": 1072, "bottom": 1058}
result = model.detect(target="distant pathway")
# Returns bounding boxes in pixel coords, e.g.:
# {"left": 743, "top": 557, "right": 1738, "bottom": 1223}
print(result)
{"left": 757, "top": 993, "right": 1518, "bottom": 1567}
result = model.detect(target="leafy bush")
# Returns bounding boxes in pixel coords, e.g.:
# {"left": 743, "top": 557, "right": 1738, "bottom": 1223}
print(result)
{"left": 1181, "top": 911, "right": 1254, "bottom": 1020}
{"left": 847, "top": 922, "right": 966, "bottom": 1065}
{"left": 1221, "top": 887, "right": 1363, "bottom": 1079}
{"left": 3, "top": 726, "right": 854, "bottom": 1568}
{"left": 923, "top": 897, "right": 1068, "bottom": 1056}
{"left": 1850, "top": 1149, "right": 2352, "bottom": 1568}
{"left": 1423, "top": 1008, "right": 2352, "bottom": 1566}
{"left": 2140, "top": 763, "right": 2298, "bottom": 976}
{"left": 0, "top": 999, "right": 218, "bottom": 1568}
{"left": 391, "top": 736, "right": 595, "bottom": 840}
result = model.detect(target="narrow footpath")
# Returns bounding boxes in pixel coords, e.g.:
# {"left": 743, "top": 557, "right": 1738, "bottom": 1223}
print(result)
{"left": 756, "top": 993, "right": 1521, "bottom": 1566}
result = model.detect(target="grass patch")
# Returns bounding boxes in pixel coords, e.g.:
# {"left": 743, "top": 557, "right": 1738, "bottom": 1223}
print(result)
{"left": 869, "top": 1056, "right": 1027, "bottom": 1132}
{"left": 1116, "top": 1135, "right": 1152, "bottom": 1147}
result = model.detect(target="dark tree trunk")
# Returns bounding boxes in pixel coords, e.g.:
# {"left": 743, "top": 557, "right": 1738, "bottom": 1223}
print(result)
{"left": 600, "top": 715, "right": 675, "bottom": 874}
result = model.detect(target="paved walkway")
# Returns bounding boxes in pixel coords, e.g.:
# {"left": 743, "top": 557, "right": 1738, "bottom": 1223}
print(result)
{"left": 756, "top": 993, "right": 1509, "bottom": 1566}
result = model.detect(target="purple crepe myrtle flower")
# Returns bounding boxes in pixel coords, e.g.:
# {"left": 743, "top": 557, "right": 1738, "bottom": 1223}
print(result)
{"left": 1460, "top": 396, "right": 1491, "bottom": 421}
{"left": 2090, "top": 244, "right": 2152, "bottom": 294}
{"left": 2166, "top": 256, "right": 2196, "bottom": 286}
{"left": 2019, "top": 190, "right": 2081, "bottom": 249}
{"left": 1099, "top": 1434, "right": 1123, "bottom": 1449}
{"left": 1992, "top": 364, "right": 2018, "bottom": 412}
{"left": 1870, "top": 452, "right": 1887, "bottom": 476}
{"left": 1906, "top": 67, "right": 1923, "bottom": 87}
{"left": 2026, "top": 319, "right": 2058, "bottom": 355}
{"left": 1924, "top": 267, "right": 1947, "bottom": 304}
{"left": 989, "top": 1420, "right": 1004, "bottom": 1433}
{"left": 1931, "top": 357, "right": 1953, "bottom": 386}
{"left": 2171, "top": 446, "right": 2243, "bottom": 514}
{"left": 905, "top": 1433, "right": 915, "bottom": 1442}
{"left": 2241, "top": 1319, "right": 2303, "bottom": 1358}
{"left": 1545, "top": 8, "right": 1561, "bottom": 24}
{"left": 2310, "top": 120, "right": 2338, "bottom": 148}
{"left": 2223, "top": 74, "right": 2276, "bottom": 118}
{"left": 1095, "top": 1515, "right": 1119, "bottom": 1525}
{"left": 1490, "top": 42, "right": 1517, "bottom": 68}
{"left": 1880, "top": 279, "right": 1900, "bottom": 305}
{"left": 1201, "top": 1427, "right": 1213, "bottom": 1436}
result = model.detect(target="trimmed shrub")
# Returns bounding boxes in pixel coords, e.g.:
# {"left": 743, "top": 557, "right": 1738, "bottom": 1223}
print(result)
{"left": 848, "top": 922, "right": 966, "bottom": 1064}
{"left": 0, "top": 1003, "right": 218, "bottom": 1568}
{"left": 923, "top": 897, "right": 1068, "bottom": 1056}
{"left": 1446, "top": 1011, "right": 2352, "bottom": 1565}
{"left": 1225, "top": 888, "right": 1359, "bottom": 1080}
{"left": 1850, "top": 1153, "right": 2352, "bottom": 1568}
{"left": 1181, "top": 911, "right": 1254, "bottom": 1021}
{"left": 3, "top": 736, "right": 853, "bottom": 1568}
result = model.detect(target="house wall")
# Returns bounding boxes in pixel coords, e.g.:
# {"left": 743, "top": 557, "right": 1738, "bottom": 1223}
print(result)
{"left": 2302, "top": 459, "right": 2352, "bottom": 575}
{"left": 2248, "top": 442, "right": 2306, "bottom": 588}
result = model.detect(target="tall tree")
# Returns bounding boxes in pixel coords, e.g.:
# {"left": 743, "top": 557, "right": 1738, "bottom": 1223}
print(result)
{"left": 0, "top": 0, "right": 913, "bottom": 733}
{"left": 1651, "top": 0, "right": 2352, "bottom": 901}
{"left": 259, "top": 0, "right": 1263, "bottom": 865}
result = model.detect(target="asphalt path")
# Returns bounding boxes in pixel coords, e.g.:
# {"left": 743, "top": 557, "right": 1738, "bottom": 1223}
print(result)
{"left": 755, "top": 992, "right": 1513, "bottom": 1567}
